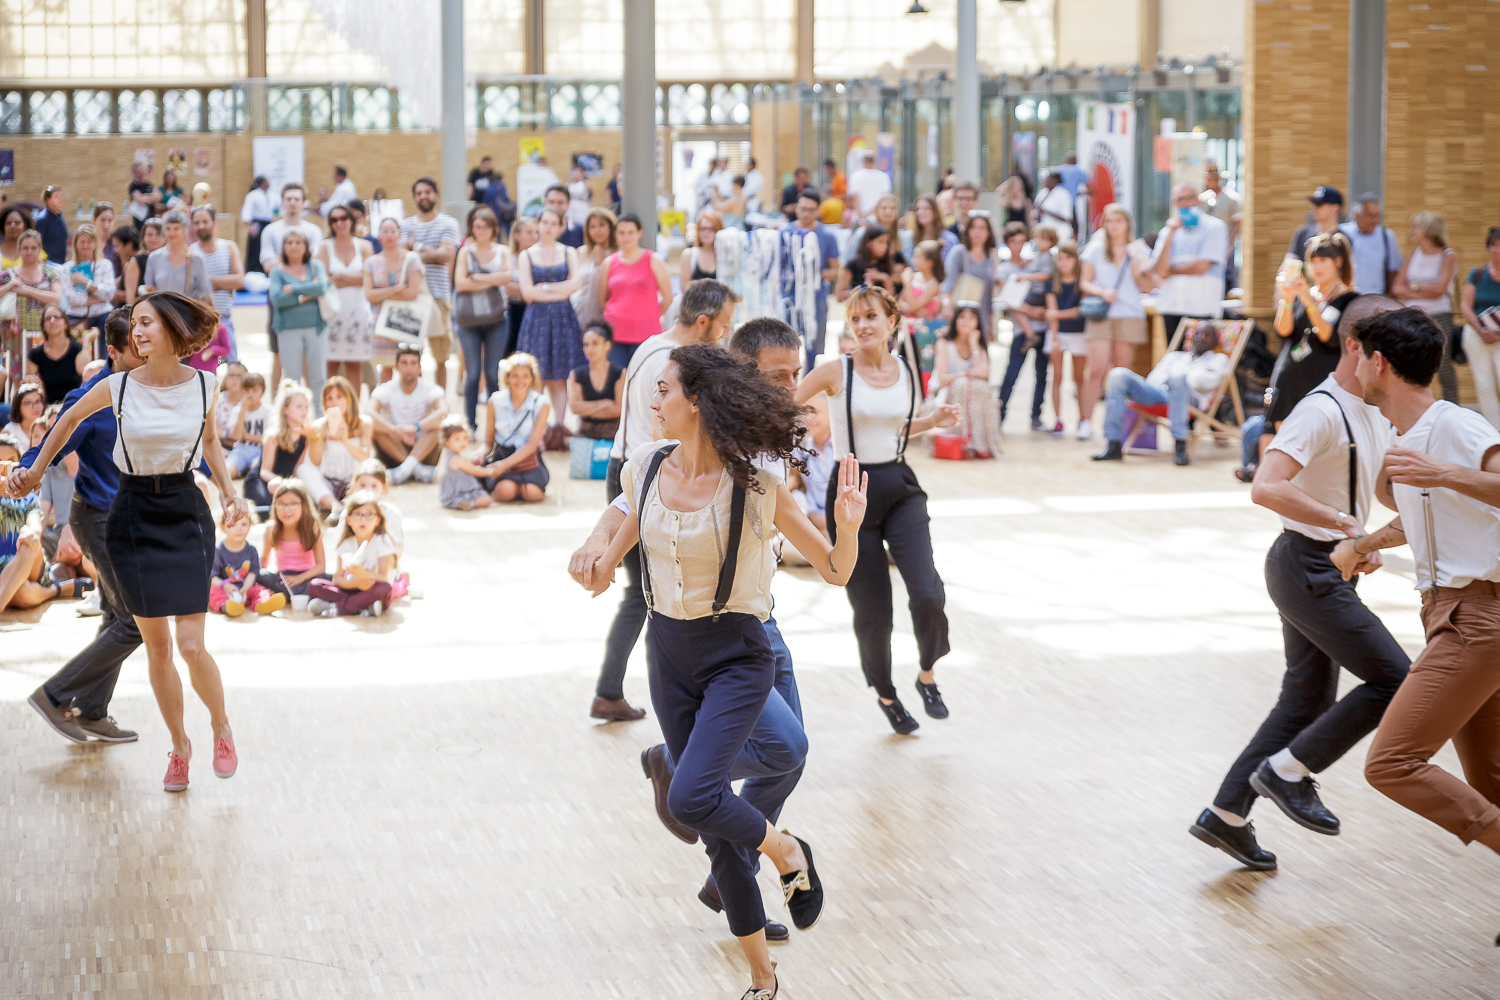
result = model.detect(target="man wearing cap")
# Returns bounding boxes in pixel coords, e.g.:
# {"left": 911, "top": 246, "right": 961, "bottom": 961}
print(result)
{"left": 1285, "top": 186, "right": 1344, "bottom": 265}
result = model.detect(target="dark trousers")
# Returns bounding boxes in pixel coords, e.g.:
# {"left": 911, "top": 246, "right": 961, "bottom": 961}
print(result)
{"left": 1213, "top": 531, "right": 1411, "bottom": 816}
{"left": 827, "top": 461, "right": 950, "bottom": 700}
{"left": 43, "top": 498, "right": 140, "bottom": 720}
{"left": 257, "top": 571, "right": 330, "bottom": 598}
{"left": 595, "top": 544, "right": 647, "bottom": 700}
{"left": 999, "top": 327, "right": 1048, "bottom": 422}
{"left": 648, "top": 612, "right": 777, "bottom": 937}
{"left": 458, "top": 320, "right": 507, "bottom": 428}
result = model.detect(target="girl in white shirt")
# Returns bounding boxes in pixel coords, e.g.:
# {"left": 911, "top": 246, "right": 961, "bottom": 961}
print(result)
{"left": 583, "top": 343, "right": 867, "bottom": 1000}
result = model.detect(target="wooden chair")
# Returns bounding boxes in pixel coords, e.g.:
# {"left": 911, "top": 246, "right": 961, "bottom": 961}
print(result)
{"left": 1123, "top": 318, "right": 1254, "bottom": 459}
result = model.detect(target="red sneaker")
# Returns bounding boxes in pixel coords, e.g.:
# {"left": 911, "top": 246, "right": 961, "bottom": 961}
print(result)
{"left": 213, "top": 735, "right": 238, "bottom": 779}
{"left": 163, "top": 751, "right": 190, "bottom": 792}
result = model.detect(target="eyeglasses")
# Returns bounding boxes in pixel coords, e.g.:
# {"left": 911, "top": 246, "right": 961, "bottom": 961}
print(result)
{"left": 347, "top": 510, "right": 379, "bottom": 521}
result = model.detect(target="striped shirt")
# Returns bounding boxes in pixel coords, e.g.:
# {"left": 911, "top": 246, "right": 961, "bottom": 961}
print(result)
{"left": 197, "top": 238, "right": 236, "bottom": 318}
{"left": 400, "top": 213, "right": 461, "bottom": 301}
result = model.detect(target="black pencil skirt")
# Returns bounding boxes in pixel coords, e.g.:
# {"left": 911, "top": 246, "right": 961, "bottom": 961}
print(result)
{"left": 106, "top": 472, "right": 215, "bottom": 619}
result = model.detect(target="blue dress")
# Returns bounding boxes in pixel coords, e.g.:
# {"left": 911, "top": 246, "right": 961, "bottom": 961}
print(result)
{"left": 517, "top": 254, "right": 586, "bottom": 381}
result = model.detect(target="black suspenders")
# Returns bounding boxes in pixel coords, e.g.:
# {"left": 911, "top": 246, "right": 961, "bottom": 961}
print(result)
{"left": 843, "top": 353, "right": 918, "bottom": 463}
{"left": 114, "top": 370, "right": 209, "bottom": 493}
{"left": 636, "top": 443, "right": 747, "bottom": 621}
{"left": 1309, "top": 389, "right": 1358, "bottom": 520}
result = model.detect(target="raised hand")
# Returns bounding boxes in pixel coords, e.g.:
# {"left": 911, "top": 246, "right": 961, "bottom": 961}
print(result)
{"left": 932, "top": 403, "right": 962, "bottom": 430}
{"left": 832, "top": 455, "right": 868, "bottom": 532}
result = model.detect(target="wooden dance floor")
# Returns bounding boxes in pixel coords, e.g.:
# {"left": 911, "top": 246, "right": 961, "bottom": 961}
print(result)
{"left": 4, "top": 355, "right": 1498, "bottom": 998}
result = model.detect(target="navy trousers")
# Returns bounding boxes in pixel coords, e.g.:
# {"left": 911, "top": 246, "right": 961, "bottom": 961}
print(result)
{"left": 648, "top": 611, "right": 777, "bottom": 937}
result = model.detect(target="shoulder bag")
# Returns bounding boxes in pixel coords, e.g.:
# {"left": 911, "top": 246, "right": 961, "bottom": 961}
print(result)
{"left": 1080, "top": 250, "right": 1129, "bottom": 322}
{"left": 489, "top": 394, "right": 542, "bottom": 472}
{"left": 371, "top": 253, "right": 434, "bottom": 349}
{"left": 454, "top": 246, "right": 508, "bottom": 328}
{"left": 317, "top": 261, "right": 341, "bottom": 322}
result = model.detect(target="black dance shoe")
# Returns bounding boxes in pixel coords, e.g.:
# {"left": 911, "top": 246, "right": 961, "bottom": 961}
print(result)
{"left": 914, "top": 679, "right": 949, "bottom": 719}
{"left": 880, "top": 698, "right": 920, "bottom": 734}
{"left": 640, "top": 745, "right": 698, "bottom": 844}
{"left": 1250, "top": 761, "right": 1341, "bottom": 835}
{"left": 738, "top": 975, "right": 778, "bottom": 1000}
{"left": 697, "top": 879, "right": 790, "bottom": 941}
{"left": 1189, "top": 809, "right": 1278, "bottom": 871}
{"left": 780, "top": 834, "right": 824, "bottom": 930}
{"left": 1174, "top": 440, "right": 1190, "bottom": 466}
{"left": 1092, "top": 440, "right": 1124, "bottom": 461}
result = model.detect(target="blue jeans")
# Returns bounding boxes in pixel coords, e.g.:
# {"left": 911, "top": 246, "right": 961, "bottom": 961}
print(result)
{"left": 804, "top": 293, "right": 830, "bottom": 375}
{"left": 458, "top": 320, "right": 506, "bottom": 428}
{"left": 999, "top": 326, "right": 1048, "bottom": 421}
{"left": 1241, "top": 414, "right": 1265, "bottom": 468}
{"left": 277, "top": 327, "right": 327, "bottom": 415}
{"left": 1102, "top": 366, "right": 1190, "bottom": 443}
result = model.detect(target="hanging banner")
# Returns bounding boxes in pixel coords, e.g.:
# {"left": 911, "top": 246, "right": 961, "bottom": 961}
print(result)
{"left": 1078, "top": 101, "right": 1136, "bottom": 232}
{"left": 1012, "top": 132, "right": 1036, "bottom": 186}
{"left": 252, "top": 136, "right": 304, "bottom": 198}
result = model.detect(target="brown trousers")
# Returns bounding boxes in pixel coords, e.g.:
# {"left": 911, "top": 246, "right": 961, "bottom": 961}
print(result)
{"left": 1366, "top": 582, "right": 1500, "bottom": 844}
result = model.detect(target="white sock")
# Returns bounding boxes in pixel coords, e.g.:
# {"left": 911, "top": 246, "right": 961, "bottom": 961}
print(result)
{"left": 1269, "top": 748, "right": 1310, "bottom": 783}
{"left": 395, "top": 455, "right": 418, "bottom": 473}
{"left": 1208, "top": 805, "right": 1248, "bottom": 828}
{"left": 412, "top": 461, "right": 435, "bottom": 483}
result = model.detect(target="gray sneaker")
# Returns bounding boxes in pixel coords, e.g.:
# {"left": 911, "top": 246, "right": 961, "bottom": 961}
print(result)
{"left": 307, "top": 598, "right": 340, "bottom": 618}
{"left": 28, "top": 687, "right": 90, "bottom": 744}
{"left": 359, "top": 600, "right": 384, "bottom": 618}
{"left": 77, "top": 715, "right": 139, "bottom": 743}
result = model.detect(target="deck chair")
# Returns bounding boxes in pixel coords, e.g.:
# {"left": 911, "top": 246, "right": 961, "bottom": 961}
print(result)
{"left": 1123, "top": 318, "right": 1253, "bottom": 459}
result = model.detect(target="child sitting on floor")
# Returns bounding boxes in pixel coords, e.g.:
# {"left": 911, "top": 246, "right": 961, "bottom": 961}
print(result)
{"left": 211, "top": 508, "right": 285, "bottom": 616}
{"left": 342, "top": 459, "right": 404, "bottom": 559}
{"left": 308, "top": 490, "right": 396, "bottom": 618}
{"left": 227, "top": 372, "right": 269, "bottom": 479}
{"left": 437, "top": 417, "right": 494, "bottom": 511}
{"left": 256, "top": 479, "right": 327, "bottom": 599}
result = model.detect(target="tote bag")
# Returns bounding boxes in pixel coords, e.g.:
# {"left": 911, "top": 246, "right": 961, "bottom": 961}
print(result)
{"left": 569, "top": 436, "right": 612, "bottom": 480}
{"left": 371, "top": 258, "right": 435, "bottom": 349}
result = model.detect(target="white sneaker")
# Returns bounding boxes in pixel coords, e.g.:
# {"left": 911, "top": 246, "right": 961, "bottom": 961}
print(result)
{"left": 411, "top": 462, "right": 436, "bottom": 484}
{"left": 76, "top": 589, "right": 103, "bottom": 617}
{"left": 1075, "top": 419, "right": 1093, "bottom": 441}
{"left": 360, "top": 600, "right": 384, "bottom": 618}
{"left": 388, "top": 458, "right": 416, "bottom": 485}
{"left": 307, "top": 598, "right": 339, "bottom": 618}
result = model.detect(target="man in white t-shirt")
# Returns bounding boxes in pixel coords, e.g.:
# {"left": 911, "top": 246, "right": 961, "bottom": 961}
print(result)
{"left": 741, "top": 158, "right": 764, "bottom": 214}
{"left": 1192, "top": 298, "right": 1410, "bottom": 872}
{"left": 318, "top": 166, "right": 358, "bottom": 219}
{"left": 369, "top": 346, "right": 450, "bottom": 484}
{"left": 846, "top": 151, "right": 892, "bottom": 224}
{"left": 257, "top": 182, "right": 322, "bottom": 271}
{"left": 1331, "top": 306, "right": 1500, "bottom": 859}
{"left": 566, "top": 280, "right": 739, "bottom": 724}
{"left": 1034, "top": 171, "right": 1074, "bottom": 241}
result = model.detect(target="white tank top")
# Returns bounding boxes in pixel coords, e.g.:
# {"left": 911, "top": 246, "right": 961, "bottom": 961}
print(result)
{"left": 109, "top": 370, "right": 209, "bottom": 476}
{"left": 1405, "top": 247, "right": 1453, "bottom": 314}
{"left": 828, "top": 355, "right": 918, "bottom": 464}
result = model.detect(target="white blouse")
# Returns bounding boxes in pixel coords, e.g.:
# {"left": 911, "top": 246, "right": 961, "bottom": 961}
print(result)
{"left": 109, "top": 370, "right": 209, "bottom": 476}
{"left": 620, "top": 441, "right": 781, "bottom": 622}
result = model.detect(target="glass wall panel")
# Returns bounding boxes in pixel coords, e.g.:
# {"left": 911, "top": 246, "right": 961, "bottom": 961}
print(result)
{"left": 0, "top": 0, "right": 246, "bottom": 82}
{"left": 544, "top": 0, "right": 794, "bottom": 80}
{"left": 73, "top": 89, "right": 112, "bottom": 134}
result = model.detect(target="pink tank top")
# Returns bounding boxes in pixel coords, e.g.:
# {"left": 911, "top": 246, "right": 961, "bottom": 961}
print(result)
{"left": 274, "top": 538, "right": 317, "bottom": 573}
{"left": 603, "top": 251, "right": 660, "bottom": 345}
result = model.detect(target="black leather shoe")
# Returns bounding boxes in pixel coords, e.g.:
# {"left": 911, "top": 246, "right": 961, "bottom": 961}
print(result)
{"left": 915, "top": 679, "right": 949, "bottom": 719}
{"left": 880, "top": 697, "right": 920, "bottom": 734}
{"left": 1092, "top": 440, "right": 1124, "bottom": 461}
{"left": 1189, "top": 809, "right": 1277, "bottom": 870}
{"left": 1174, "top": 440, "right": 1190, "bottom": 466}
{"left": 641, "top": 745, "right": 698, "bottom": 844}
{"left": 1249, "top": 761, "right": 1340, "bottom": 835}
{"left": 699, "top": 879, "right": 789, "bottom": 940}
{"left": 780, "top": 834, "right": 824, "bottom": 930}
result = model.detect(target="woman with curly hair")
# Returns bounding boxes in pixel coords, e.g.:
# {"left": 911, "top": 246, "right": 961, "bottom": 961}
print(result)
{"left": 12, "top": 291, "right": 248, "bottom": 794}
{"left": 582, "top": 343, "right": 868, "bottom": 1000}
{"left": 796, "top": 285, "right": 960, "bottom": 734}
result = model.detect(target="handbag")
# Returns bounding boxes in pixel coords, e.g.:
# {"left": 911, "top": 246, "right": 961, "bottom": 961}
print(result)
{"left": 1080, "top": 248, "right": 1131, "bottom": 321}
{"left": 371, "top": 257, "right": 434, "bottom": 349}
{"left": 0, "top": 292, "right": 15, "bottom": 321}
{"left": 951, "top": 272, "right": 986, "bottom": 308}
{"left": 454, "top": 247, "right": 508, "bottom": 328}
{"left": 568, "top": 436, "right": 612, "bottom": 480}
{"left": 489, "top": 394, "right": 543, "bottom": 471}
{"left": 318, "top": 286, "right": 341, "bottom": 323}
{"left": 932, "top": 372, "right": 973, "bottom": 460}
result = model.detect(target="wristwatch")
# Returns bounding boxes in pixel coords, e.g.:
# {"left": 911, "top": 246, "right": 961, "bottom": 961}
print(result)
{"left": 1333, "top": 510, "right": 1351, "bottom": 530}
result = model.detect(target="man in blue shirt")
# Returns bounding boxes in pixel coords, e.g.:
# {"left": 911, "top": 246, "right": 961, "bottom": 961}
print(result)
{"left": 23, "top": 308, "right": 145, "bottom": 745}
{"left": 794, "top": 189, "right": 841, "bottom": 374}
{"left": 1153, "top": 182, "right": 1230, "bottom": 344}
{"left": 1338, "top": 193, "right": 1403, "bottom": 295}
{"left": 1057, "top": 152, "right": 1090, "bottom": 202}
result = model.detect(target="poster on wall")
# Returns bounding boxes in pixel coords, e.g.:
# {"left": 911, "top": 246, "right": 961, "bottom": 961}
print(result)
{"left": 517, "top": 161, "right": 559, "bottom": 218}
{"left": 1168, "top": 133, "right": 1206, "bottom": 190}
{"left": 193, "top": 147, "right": 213, "bottom": 177}
{"left": 519, "top": 137, "right": 545, "bottom": 164}
{"left": 1078, "top": 101, "right": 1136, "bottom": 232}
{"left": 572, "top": 152, "right": 604, "bottom": 177}
{"left": 135, "top": 148, "right": 155, "bottom": 173}
{"left": 1012, "top": 132, "right": 1036, "bottom": 186}
{"left": 252, "top": 136, "right": 304, "bottom": 198}
{"left": 876, "top": 133, "right": 897, "bottom": 179}
{"left": 166, "top": 148, "right": 188, "bottom": 174}
{"left": 0, "top": 150, "right": 12, "bottom": 186}
{"left": 845, "top": 136, "right": 869, "bottom": 180}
